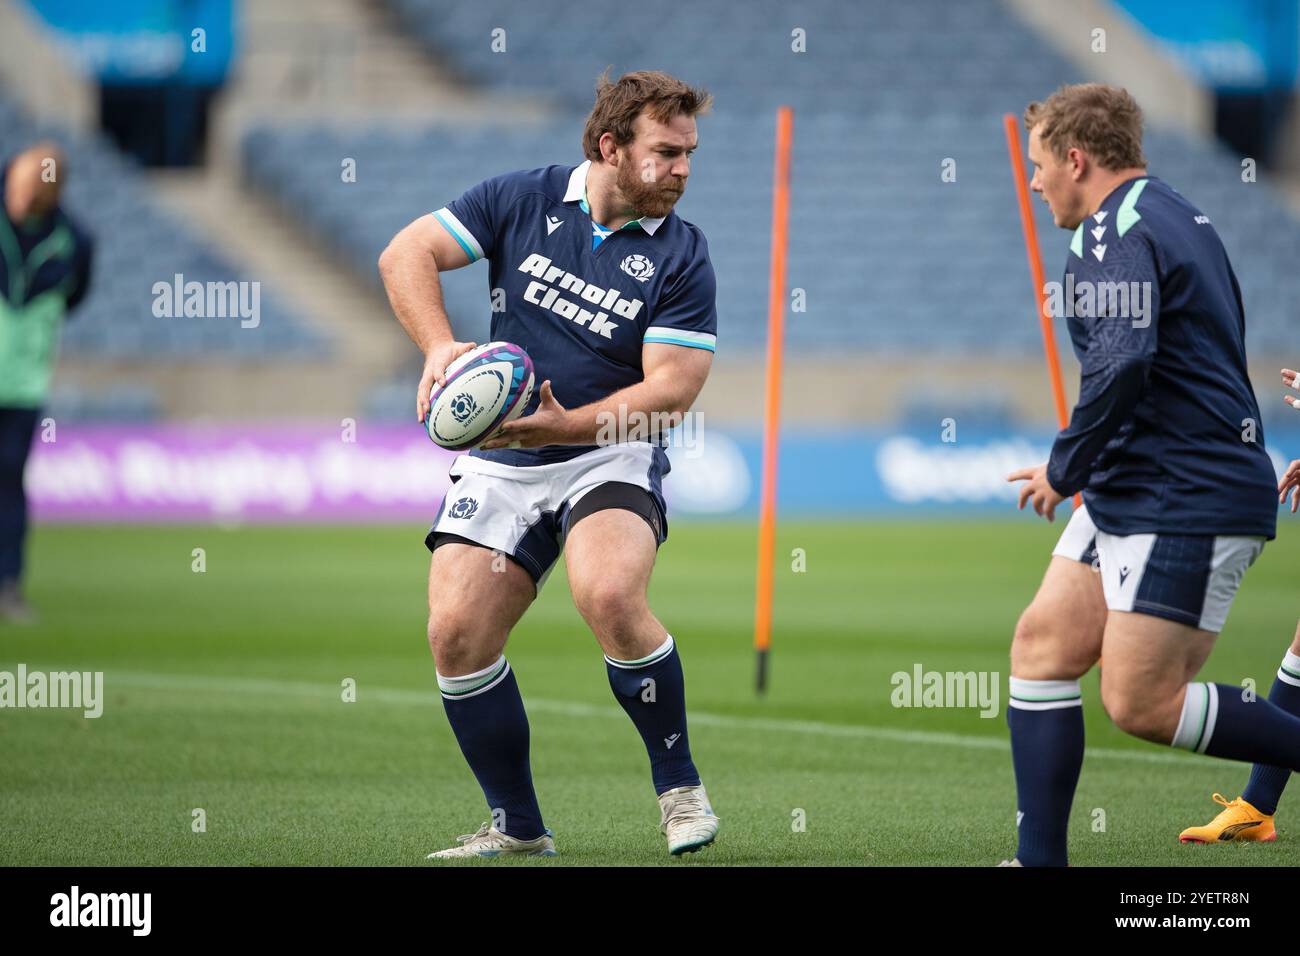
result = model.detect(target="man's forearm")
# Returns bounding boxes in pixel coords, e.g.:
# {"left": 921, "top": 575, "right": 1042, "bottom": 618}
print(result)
{"left": 378, "top": 238, "right": 455, "bottom": 353}
{"left": 560, "top": 376, "right": 696, "bottom": 445}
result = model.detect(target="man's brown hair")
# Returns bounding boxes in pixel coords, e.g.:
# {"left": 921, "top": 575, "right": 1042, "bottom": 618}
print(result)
{"left": 582, "top": 69, "right": 713, "bottom": 161}
{"left": 1024, "top": 83, "right": 1146, "bottom": 171}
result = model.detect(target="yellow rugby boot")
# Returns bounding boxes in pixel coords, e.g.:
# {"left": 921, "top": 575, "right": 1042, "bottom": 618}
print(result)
{"left": 1179, "top": 793, "right": 1275, "bottom": 843}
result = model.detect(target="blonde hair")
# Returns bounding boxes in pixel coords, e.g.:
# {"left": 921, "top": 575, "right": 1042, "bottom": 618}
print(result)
{"left": 1024, "top": 83, "right": 1146, "bottom": 171}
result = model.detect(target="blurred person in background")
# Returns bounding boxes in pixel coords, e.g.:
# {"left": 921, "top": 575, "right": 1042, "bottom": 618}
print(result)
{"left": 0, "top": 142, "right": 94, "bottom": 623}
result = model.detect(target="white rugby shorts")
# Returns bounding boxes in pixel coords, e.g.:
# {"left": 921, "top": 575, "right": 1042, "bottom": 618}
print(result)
{"left": 425, "top": 442, "right": 669, "bottom": 589}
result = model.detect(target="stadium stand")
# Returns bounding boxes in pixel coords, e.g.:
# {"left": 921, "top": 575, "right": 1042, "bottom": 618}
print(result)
{"left": 244, "top": 117, "right": 1299, "bottom": 359}
{"left": 236, "top": 0, "right": 1299, "bottom": 362}
{"left": 42, "top": 383, "right": 163, "bottom": 422}
{"left": 0, "top": 90, "right": 329, "bottom": 361}
{"left": 384, "top": 0, "right": 1067, "bottom": 116}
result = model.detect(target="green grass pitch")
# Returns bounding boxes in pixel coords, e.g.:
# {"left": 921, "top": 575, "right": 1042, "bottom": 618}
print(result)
{"left": 1, "top": 518, "right": 1297, "bottom": 866}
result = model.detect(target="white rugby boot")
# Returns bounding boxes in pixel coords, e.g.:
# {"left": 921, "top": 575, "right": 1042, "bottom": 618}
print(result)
{"left": 658, "top": 784, "right": 719, "bottom": 856}
{"left": 426, "top": 823, "right": 557, "bottom": 859}
{"left": 0, "top": 581, "right": 36, "bottom": 624}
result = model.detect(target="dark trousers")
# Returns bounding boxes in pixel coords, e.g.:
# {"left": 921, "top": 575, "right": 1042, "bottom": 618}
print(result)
{"left": 0, "top": 407, "right": 40, "bottom": 584}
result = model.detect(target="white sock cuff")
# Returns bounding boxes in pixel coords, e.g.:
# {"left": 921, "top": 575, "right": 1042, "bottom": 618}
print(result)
{"left": 1172, "top": 682, "right": 1219, "bottom": 753}
{"left": 605, "top": 634, "right": 674, "bottom": 670}
{"left": 1007, "top": 677, "right": 1082, "bottom": 711}
{"left": 437, "top": 655, "right": 509, "bottom": 699}
{"left": 1279, "top": 651, "right": 1300, "bottom": 687}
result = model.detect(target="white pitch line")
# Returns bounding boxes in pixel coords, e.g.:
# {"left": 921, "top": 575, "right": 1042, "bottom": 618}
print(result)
{"left": 89, "top": 669, "right": 1211, "bottom": 768}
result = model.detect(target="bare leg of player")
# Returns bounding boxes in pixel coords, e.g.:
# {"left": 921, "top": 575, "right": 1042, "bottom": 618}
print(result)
{"left": 1005, "top": 556, "right": 1107, "bottom": 866}
{"left": 565, "top": 508, "right": 664, "bottom": 660}
{"left": 427, "top": 542, "right": 534, "bottom": 675}
{"left": 566, "top": 508, "right": 719, "bottom": 854}
{"left": 1097, "top": 612, "right": 1216, "bottom": 744}
{"left": 425, "top": 543, "right": 555, "bottom": 857}
{"left": 1011, "top": 557, "right": 1107, "bottom": 680}
{"left": 1103, "top": 612, "right": 1300, "bottom": 840}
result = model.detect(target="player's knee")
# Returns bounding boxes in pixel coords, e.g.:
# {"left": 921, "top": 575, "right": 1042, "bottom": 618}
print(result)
{"left": 1011, "top": 605, "right": 1095, "bottom": 679}
{"left": 1100, "top": 680, "right": 1174, "bottom": 743}
{"left": 572, "top": 580, "right": 644, "bottom": 638}
{"left": 427, "top": 612, "right": 478, "bottom": 668}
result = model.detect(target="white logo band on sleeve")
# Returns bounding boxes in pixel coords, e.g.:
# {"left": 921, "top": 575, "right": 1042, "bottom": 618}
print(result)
{"left": 432, "top": 206, "right": 486, "bottom": 263}
{"left": 643, "top": 327, "right": 716, "bottom": 351}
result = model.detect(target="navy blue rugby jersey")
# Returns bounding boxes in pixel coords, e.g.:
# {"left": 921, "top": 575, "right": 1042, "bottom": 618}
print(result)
{"left": 1045, "top": 176, "right": 1277, "bottom": 538}
{"left": 432, "top": 159, "right": 717, "bottom": 466}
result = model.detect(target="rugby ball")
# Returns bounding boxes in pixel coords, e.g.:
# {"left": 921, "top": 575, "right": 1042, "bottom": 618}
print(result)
{"left": 425, "top": 341, "right": 535, "bottom": 450}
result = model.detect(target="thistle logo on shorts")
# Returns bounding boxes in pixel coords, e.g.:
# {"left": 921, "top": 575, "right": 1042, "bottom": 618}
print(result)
{"left": 450, "top": 392, "right": 478, "bottom": 423}
{"left": 517, "top": 253, "right": 643, "bottom": 340}
{"left": 449, "top": 497, "right": 479, "bottom": 519}
{"left": 620, "top": 254, "right": 655, "bottom": 282}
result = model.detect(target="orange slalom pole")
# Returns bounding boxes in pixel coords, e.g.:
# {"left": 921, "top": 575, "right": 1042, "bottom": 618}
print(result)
{"left": 1003, "top": 114, "right": 1081, "bottom": 509}
{"left": 754, "top": 105, "right": 793, "bottom": 695}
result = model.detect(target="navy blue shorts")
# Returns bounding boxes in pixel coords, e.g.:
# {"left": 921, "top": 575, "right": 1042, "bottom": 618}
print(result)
{"left": 1053, "top": 504, "right": 1265, "bottom": 632}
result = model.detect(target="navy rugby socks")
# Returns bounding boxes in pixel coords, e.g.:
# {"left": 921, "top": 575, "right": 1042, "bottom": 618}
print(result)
{"left": 1007, "top": 677, "right": 1085, "bottom": 867}
{"left": 606, "top": 634, "right": 701, "bottom": 795}
{"left": 1177, "top": 682, "right": 1300, "bottom": 776}
{"left": 438, "top": 656, "right": 546, "bottom": 841}
{"left": 1242, "top": 651, "right": 1300, "bottom": 814}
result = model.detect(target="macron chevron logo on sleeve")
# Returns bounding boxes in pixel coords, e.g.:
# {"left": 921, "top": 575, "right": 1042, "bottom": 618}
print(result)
{"left": 1070, "top": 185, "right": 1147, "bottom": 259}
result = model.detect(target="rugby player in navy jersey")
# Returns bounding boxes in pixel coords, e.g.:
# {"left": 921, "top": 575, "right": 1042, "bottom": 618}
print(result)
{"left": 1178, "top": 368, "right": 1300, "bottom": 843}
{"left": 378, "top": 71, "right": 719, "bottom": 858}
{"left": 1002, "top": 83, "right": 1284, "bottom": 866}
